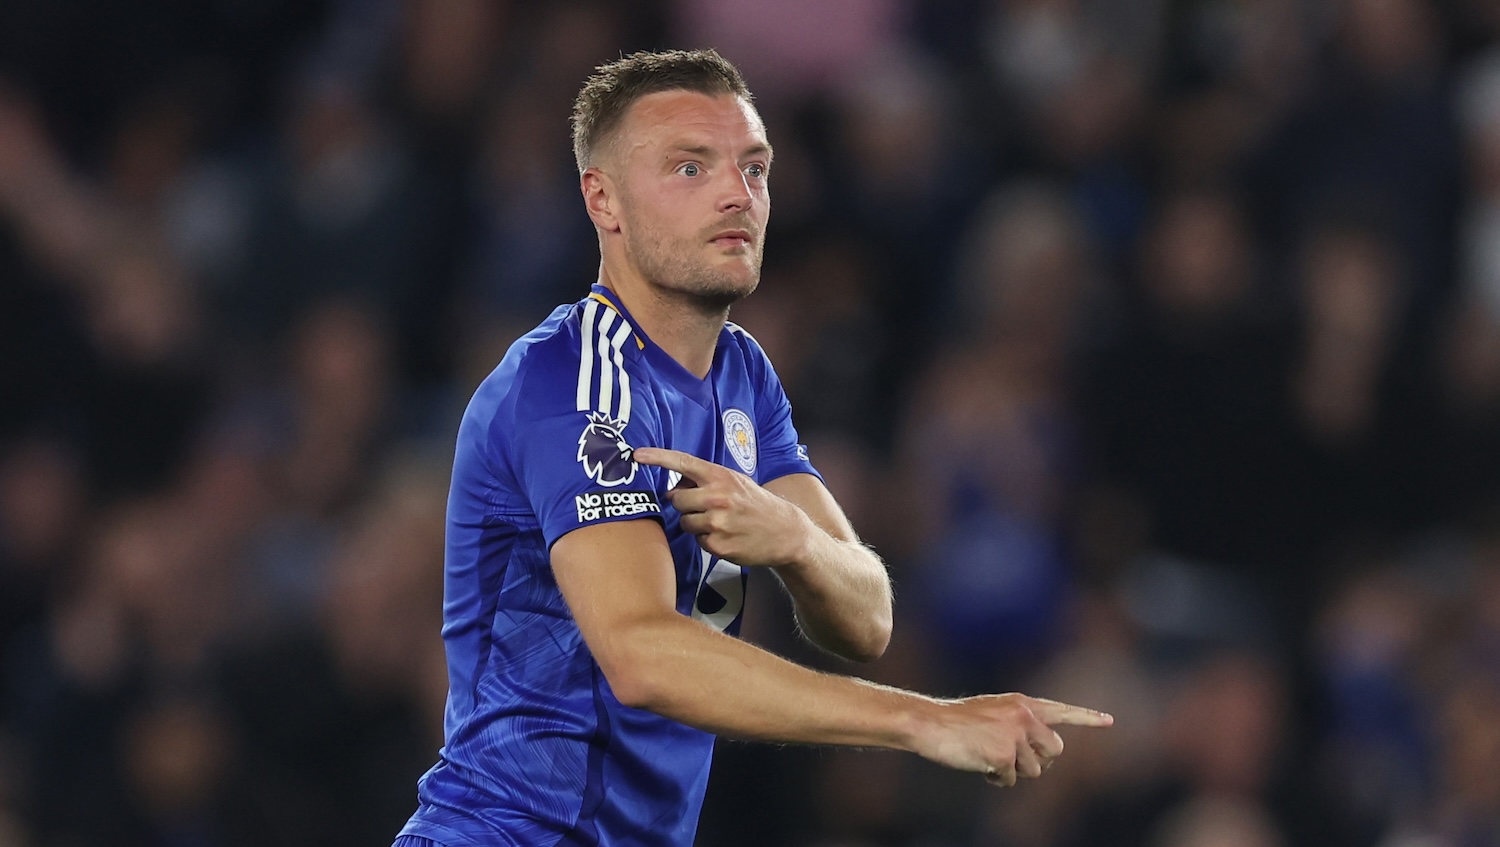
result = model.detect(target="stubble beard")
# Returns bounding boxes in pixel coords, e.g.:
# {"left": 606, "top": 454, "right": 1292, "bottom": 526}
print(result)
{"left": 626, "top": 221, "right": 764, "bottom": 313}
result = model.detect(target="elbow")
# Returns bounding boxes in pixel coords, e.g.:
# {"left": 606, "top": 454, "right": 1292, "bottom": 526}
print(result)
{"left": 825, "top": 609, "right": 892, "bottom": 664}
{"left": 849, "top": 614, "right": 893, "bottom": 663}
{"left": 604, "top": 667, "right": 660, "bottom": 711}
{"left": 592, "top": 627, "right": 672, "bottom": 711}
{"left": 845, "top": 559, "right": 894, "bottom": 662}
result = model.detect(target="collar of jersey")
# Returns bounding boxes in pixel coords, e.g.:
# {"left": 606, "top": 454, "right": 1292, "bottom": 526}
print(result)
{"left": 588, "top": 284, "right": 719, "bottom": 408}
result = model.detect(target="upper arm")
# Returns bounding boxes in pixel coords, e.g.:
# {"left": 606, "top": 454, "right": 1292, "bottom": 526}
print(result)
{"left": 766, "top": 473, "right": 858, "bottom": 544}
{"left": 550, "top": 519, "right": 679, "bottom": 694}
{"left": 504, "top": 331, "right": 668, "bottom": 549}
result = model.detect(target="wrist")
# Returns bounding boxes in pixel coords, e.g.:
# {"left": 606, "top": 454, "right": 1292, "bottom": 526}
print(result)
{"left": 776, "top": 504, "right": 819, "bottom": 570}
{"left": 890, "top": 692, "right": 947, "bottom": 755}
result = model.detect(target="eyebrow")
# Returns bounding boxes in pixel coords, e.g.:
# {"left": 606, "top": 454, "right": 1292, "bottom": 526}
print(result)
{"left": 669, "top": 142, "right": 775, "bottom": 162}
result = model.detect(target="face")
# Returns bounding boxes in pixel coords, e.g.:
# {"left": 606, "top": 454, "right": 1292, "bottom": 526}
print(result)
{"left": 601, "top": 90, "right": 772, "bottom": 309}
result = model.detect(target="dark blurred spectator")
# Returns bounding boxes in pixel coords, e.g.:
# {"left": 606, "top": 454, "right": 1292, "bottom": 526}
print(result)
{"left": 825, "top": 47, "right": 992, "bottom": 389}
{"left": 1313, "top": 561, "right": 1435, "bottom": 840}
{"left": 385, "top": 0, "right": 507, "bottom": 162}
{"left": 1082, "top": 186, "right": 1291, "bottom": 581}
{"left": 1279, "top": 222, "right": 1424, "bottom": 563}
{"left": 1243, "top": 0, "right": 1461, "bottom": 309}
{"left": 238, "top": 300, "right": 398, "bottom": 627}
{"left": 0, "top": 440, "right": 86, "bottom": 689}
{"left": 1061, "top": 649, "right": 1339, "bottom": 847}
{"left": 1412, "top": 47, "right": 1500, "bottom": 526}
{"left": 218, "top": 456, "right": 445, "bottom": 847}
{"left": 455, "top": 82, "right": 597, "bottom": 325}
{"left": 895, "top": 181, "right": 1097, "bottom": 690}
{"left": 982, "top": 0, "right": 1160, "bottom": 258}
{"left": 224, "top": 70, "right": 459, "bottom": 382}
{"left": 1152, "top": 0, "right": 1316, "bottom": 187}
{"left": 7, "top": 496, "right": 231, "bottom": 846}
{"left": 0, "top": 86, "right": 214, "bottom": 498}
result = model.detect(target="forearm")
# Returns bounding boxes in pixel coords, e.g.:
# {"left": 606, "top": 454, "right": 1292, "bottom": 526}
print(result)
{"left": 602, "top": 611, "right": 924, "bottom": 747}
{"left": 773, "top": 526, "right": 893, "bottom": 661}
{"left": 553, "top": 518, "right": 1112, "bottom": 787}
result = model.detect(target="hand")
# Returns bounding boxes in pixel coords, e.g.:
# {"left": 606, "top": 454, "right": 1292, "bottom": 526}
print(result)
{"left": 910, "top": 693, "right": 1113, "bottom": 787}
{"left": 632, "top": 447, "right": 811, "bottom": 567}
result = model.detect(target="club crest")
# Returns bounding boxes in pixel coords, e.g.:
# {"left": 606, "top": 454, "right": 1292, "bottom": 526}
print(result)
{"left": 722, "top": 408, "right": 757, "bottom": 474}
{"left": 578, "top": 412, "right": 638, "bottom": 487}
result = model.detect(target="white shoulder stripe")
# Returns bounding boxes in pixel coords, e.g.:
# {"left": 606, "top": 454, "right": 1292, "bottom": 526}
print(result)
{"left": 576, "top": 297, "right": 635, "bottom": 422}
{"left": 576, "top": 299, "right": 598, "bottom": 412}
{"left": 610, "top": 319, "right": 633, "bottom": 422}
{"left": 595, "top": 309, "right": 618, "bottom": 417}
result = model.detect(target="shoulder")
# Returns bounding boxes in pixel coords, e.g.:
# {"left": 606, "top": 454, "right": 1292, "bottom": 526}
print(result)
{"left": 723, "top": 320, "right": 760, "bottom": 350}
{"left": 473, "top": 304, "right": 587, "bottom": 414}
{"left": 722, "top": 320, "right": 778, "bottom": 386}
{"left": 472, "top": 299, "right": 661, "bottom": 442}
{"left": 723, "top": 320, "right": 769, "bottom": 365}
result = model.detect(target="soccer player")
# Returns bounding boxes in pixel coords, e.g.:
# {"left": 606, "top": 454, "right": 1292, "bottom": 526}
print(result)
{"left": 394, "top": 48, "right": 1112, "bottom": 847}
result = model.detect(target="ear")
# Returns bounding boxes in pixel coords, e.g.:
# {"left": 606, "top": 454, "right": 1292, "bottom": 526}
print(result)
{"left": 581, "top": 167, "right": 621, "bottom": 233}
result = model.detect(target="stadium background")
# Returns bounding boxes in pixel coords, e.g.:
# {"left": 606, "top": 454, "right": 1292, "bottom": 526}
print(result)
{"left": 2, "top": 0, "right": 1499, "bottom": 844}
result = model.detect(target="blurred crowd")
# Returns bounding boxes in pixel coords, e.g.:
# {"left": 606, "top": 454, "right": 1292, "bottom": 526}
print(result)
{"left": 4, "top": 0, "right": 1500, "bottom": 845}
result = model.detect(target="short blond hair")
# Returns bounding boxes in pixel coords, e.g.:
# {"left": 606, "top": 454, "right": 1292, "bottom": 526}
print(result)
{"left": 570, "top": 48, "right": 751, "bottom": 173}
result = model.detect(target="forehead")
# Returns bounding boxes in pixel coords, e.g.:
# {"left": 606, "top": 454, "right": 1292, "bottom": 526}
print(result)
{"left": 615, "top": 90, "right": 767, "bottom": 155}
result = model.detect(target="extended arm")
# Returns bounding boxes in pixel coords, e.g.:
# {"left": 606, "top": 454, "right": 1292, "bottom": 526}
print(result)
{"left": 551, "top": 518, "right": 1112, "bottom": 786}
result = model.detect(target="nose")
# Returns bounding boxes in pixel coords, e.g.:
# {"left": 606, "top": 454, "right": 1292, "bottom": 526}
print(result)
{"left": 716, "top": 167, "right": 753, "bottom": 214}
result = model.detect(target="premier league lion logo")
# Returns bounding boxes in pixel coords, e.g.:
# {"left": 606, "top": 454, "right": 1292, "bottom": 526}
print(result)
{"left": 577, "top": 411, "right": 638, "bottom": 487}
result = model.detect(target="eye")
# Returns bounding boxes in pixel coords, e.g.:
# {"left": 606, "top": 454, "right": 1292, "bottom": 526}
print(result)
{"left": 677, "top": 162, "right": 701, "bottom": 177}
{"left": 744, "top": 162, "right": 767, "bottom": 179}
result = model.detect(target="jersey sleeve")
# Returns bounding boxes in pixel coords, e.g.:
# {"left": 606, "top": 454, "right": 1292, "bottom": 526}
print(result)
{"left": 504, "top": 342, "right": 668, "bottom": 549}
{"left": 744, "top": 334, "right": 822, "bottom": 486}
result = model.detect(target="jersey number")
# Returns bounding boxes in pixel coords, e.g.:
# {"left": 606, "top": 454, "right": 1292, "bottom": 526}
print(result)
{"left": 692, "top": 550, "right": 744, "bottom": 633}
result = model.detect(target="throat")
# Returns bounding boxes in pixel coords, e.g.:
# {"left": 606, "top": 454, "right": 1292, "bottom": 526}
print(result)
{"left": 602, "top": 280, "right": 727, "bottom": 379}
{"left": 649, "top": 304, "right": 724, "bottom": 379}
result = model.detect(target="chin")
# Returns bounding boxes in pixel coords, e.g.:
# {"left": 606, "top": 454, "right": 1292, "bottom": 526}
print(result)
{"left": 692, "top": 279, "right": 757, "bottom": 311}
{"left": 682, "top": 261, "right": 760, "bottom": 309}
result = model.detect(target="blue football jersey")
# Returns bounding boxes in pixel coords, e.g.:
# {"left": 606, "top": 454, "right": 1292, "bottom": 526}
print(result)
{"left": 398, "top": 284, "right": 820, "bottom": 846}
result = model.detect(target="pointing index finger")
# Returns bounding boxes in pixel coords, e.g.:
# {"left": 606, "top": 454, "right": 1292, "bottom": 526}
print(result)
{"left": 1025, "top": 697, "right": 1115, "bottom": 728}
{"left": 631, "top": 447, "right": 722, "bottom": 482}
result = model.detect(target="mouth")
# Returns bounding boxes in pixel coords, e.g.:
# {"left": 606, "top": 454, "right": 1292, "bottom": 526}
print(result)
{"left": 709, "top": 229, "right": 753, "bottom": 250}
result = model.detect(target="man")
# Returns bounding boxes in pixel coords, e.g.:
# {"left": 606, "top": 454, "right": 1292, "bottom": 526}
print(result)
{"left": 394, "top": 48, "right": 1112, "bottom": 847}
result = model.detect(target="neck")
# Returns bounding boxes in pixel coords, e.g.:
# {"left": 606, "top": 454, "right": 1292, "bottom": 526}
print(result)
{"left": 597, "top": 261, "right": 727, "bottom": 379}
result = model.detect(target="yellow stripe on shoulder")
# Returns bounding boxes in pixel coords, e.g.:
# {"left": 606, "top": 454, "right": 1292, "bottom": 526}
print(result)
{"left": 588, "top": 292, "right": 644, "bottom": 349}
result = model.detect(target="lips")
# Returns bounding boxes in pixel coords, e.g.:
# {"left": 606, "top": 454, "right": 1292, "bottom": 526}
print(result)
{"left": 709, "top": 229, "right": 753, "bottom": 248}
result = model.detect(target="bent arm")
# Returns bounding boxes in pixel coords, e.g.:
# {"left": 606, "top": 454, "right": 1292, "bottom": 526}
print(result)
{"left": 550, "top": 519, "right": 1111, "bottom": 783}
{"left": 764, "top": 473, "right": 893, "bottom": 662}
{"left": 553, "top": 519, "right": 913, "bottom": 745}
